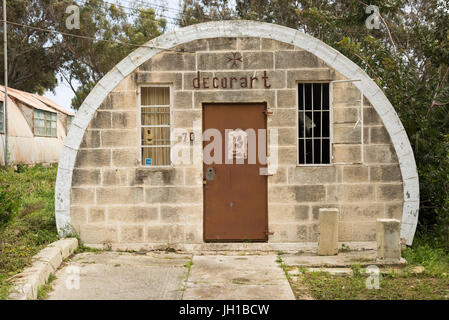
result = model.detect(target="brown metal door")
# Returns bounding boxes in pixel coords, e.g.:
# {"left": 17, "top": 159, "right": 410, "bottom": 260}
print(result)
{"left": 203, "top": 103, "right": 268, "bottom": 242}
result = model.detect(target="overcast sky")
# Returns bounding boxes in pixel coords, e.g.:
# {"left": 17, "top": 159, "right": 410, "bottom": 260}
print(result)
{"left": 44, "top": 0, "right": 182, "bottom": 112}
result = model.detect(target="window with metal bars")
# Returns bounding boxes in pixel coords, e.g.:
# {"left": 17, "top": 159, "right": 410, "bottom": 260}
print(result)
{"left": 140, "top": 86, "right": 171, "bottom": 166}
{"left": 298, "top": 83, "right": 331, "bottom": 165}
{"left": 34, "top": 109, "right": 57, "bottom": 137}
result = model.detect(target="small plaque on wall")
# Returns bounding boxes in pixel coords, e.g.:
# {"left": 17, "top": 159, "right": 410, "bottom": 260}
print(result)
{"left": 145, "top": 158, "right": 152, "bottom": 165}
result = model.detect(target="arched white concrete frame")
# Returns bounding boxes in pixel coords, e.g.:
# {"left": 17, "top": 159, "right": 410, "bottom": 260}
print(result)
{"left": 55, "top": 20, "right": 420, "bottom": 245}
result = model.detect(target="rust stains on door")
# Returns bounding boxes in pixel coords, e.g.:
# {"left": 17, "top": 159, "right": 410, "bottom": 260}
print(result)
{"left": 203, "top": 103, "right": 268, "bottom": 242}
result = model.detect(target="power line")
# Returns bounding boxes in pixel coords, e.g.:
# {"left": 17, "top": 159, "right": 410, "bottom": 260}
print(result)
{"left": 74, "top": 0, "right": 182, "bottom": 25}
{"left": 1, "top": 19, "right": 193, "bottom": 52}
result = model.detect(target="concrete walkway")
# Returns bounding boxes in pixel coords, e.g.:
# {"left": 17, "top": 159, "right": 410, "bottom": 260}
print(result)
{"left": 183, "top": 255, "right": 295, "bottom": 300}
{"left": 46, "top": 252, "right": 295, "bottom": 300}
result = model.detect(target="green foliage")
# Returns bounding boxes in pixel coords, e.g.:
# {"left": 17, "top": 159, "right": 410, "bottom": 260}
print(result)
{"left": 0, "top": 182, "right": 20, "bottom": 225}
{"left": 403, "top": 244, "right": 449, "bottom": 276}
{"left": 50, "top": 1, "right": 166, "bottom": 109}
{"left": 0, "top": 0, "right": 62, "bottom": 93}
{"left": 0, "top": 165, "right": 58, "bottom": 299}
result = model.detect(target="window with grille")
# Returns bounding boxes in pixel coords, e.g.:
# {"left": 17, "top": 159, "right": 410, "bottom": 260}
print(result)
{"left": 34, "top": 109, "right": 57, "bottom": 137}
{"left": 140, "top": 86, "right": 171, "bottom": 166}
{"left": 0, "top": 101, "right": 3, "bottom": 133}
{"left": 298, "top": 83, "right": 331, "bottom": 165}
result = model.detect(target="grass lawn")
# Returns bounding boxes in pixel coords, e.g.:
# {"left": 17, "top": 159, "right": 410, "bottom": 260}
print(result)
{"left": 0, "top": 164, "right": 59, "bottom": 299}
{"left": 288, "top": 245, "right": 449, "bottom": 300}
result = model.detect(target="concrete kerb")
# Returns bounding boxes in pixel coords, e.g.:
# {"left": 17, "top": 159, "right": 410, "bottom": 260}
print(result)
{"left": 7, "top": 238, "right": 78, "bottom": 300}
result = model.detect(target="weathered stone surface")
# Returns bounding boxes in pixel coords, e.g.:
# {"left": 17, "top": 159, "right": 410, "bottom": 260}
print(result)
{"left": 131, "top": 168, "right": 184, "bottom": 186}
{"left": 284, "top": 185, "right": 326, "bottom": 202}
{"left": 238, "top": 37, "right": 261, "bottom": 50}
{"left": 112, "top": 149, "right": 139, "bottom": 167}
{"left": 276, "top": 89, "right": 296, "bottom": 108}
{"left": 333, "top": 107, "right": 359, "bottom": 123}
{"left": 120, "top": 226, "right": 144, "bottom": 242}
{"left": 80, "top": 130, "right": 100, "bottom": 149}
{"left": 75, "top": 149, "right": 111, "bottom": 168}
{"left": 102, "top": 169, "right": 128, "bottom": 185}
{"left": 96, "top": 187, "right": 144, "bottom": 205}
{"left": 326, "top": 184, "right": 375, "bottom": 202}
{"left": 288, "top": 166, "right": 337, "bottom": 184}
{"left": 342, "top": 165, "right": 369, "bottom": 183}
{"left": 140, "top": 52, "right": 196, "bottom": 71}
{"left": 173, "top": 110, "right": 201, "bottom": 128}
{"left": 108, "top": 206, "right": 158, "bottom": 223}
{"left": 339, "top": 203, "right": 383, "bottom": 221}
{"left": 370, "top": 127, "right": 391, "bottom": 144}
{"left": 269, "top": 109, "right": 296, "bottom": 127}
{"left": 286, "top": 69, "right": 333, "bottom": 87}
{"left": 79, "top": 225, "right": 118, "bottom": 243}
{"left": 70, "top": 206, "right": 86, "bottom": 231}
{"left": 370, "top": 165, "right": 402, "bottom": 182}
{"left": 333, "top": 125, "right": 361, "bottom": 144}
{"left": 208, "top": 37, "right": 237, "bottom": 51}
{"left": 269, "top": 204, "right": 310, "bottom": 222}
{"left": 135, "top": 72, "right": 182, "bottom": 90}
{"left": 146, "top": 225, "right": 184, "bottom": 243}
{"left": 376, "top": 184, "right": 403, "bottom": 201}
{"left": 243, "top": 51, "right": 274, "bottom": 69}
{"left": 198, "top": 52, "right": 243, "bottom": 70}
{"left": 173, "top": 91, "right": 193, "bottom": 109}
{"left": 88, "top": 111, "right": 111, "bottom": 129}
{"left": 101, "top": 130, "right": 138, "bottom": 147}
{"left": 145, "top": 186, "right": 202, "bottom": 204}
{"left": 363, "top": 107, "right": 382, "bottom": 125}
{"left": 174, "top": 39, "right": 209, "bottom": 52}
{"left": 275, "top": 51, "right": 321, "bottom": 69}
{"left": 160, "top": 205, "right": 202, "bottom": 223}
{"left": 332, "top": 145, "right": 362, "bottom": 163}
{"left": 88, "top": 207, "right": 106, "bottom": 223}
{"left": 318, "top": 208, "right": 339, "bottom": 256}
{"left": 71, "top": 187, "right": 95, "bottom": 205}
{"left": 352, "top": 221, "right": 377, "bottom": 241}
{"left": 194, "top": 90, "right": 275, "bottom": 108}
{"left": 365, "top": 145, "right": 398, "bottom": 163}
{"left": 261, "top": 38, "right": 294, "bottom": 51}
{"left": 376, "top": 219, "right": 401, "bottom": 261}
{"left": 99, "top": 92, "right": 137, "bottom": 111}
{"left": 384, "top": 202, "right": 403, "bottom": 220}
{"left": 72, "top": 169, "right": 101, "bottom": 186}
{"left": 111, "top": 112, "right": 137, "bottom": 129}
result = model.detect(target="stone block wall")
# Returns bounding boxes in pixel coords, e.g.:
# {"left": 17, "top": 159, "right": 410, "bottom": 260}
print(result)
{"left": 70, "top": 37, "right": 403, "bottom": 244}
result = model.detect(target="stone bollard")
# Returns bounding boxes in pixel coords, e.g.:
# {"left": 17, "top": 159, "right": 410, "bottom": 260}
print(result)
{"left": 376, "top": 219, "right": 401, "bottom": 261}
{"left": 318, "top": 208, "right": 339, "bottom": 256}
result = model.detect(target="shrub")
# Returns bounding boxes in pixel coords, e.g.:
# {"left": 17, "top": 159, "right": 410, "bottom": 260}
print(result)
{"left": 0, "top": 182, "right": 19, "bottom": 225}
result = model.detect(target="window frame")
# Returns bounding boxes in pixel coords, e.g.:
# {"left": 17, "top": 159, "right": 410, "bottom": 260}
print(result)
{"left": 0, "top": 100, "right": 4, "bottom": 133}
{"left": 33, "top": 109, "right": 57, "bottom": 138}
{"left": 296, "top": 81, "right": 333, "bottom": 167}
{"left": 138, "top": 84, "right": 173, "bottom": 168}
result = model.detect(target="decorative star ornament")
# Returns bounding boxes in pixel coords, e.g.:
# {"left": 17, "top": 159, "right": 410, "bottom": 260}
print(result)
{"left": 226, "top": 52, "right": 243, "bottom": 68}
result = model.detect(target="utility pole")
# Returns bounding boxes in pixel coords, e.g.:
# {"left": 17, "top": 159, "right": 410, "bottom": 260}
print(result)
{"left": 3, "top": 0, "right": 8, "bottom": 166}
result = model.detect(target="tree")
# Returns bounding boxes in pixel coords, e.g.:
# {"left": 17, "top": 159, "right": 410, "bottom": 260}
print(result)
{"left": 0, "top": 0, "right": 63, "bottom": 94}
{"left": 48, "top": 0, "right": 166, "bottom": 109}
